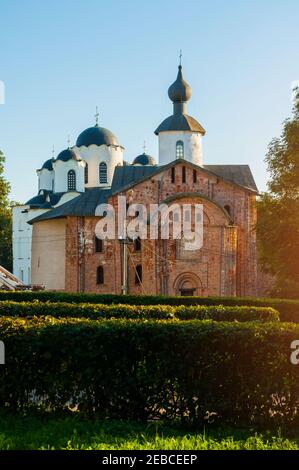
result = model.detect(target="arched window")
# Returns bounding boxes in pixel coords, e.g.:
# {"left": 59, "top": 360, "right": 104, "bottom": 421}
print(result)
{"left": 134, "top": 237, "right": 141, "bottom": 252}
{"left": 224, "top": 205, "right": 231, "bottom": 216}
{"left": 95, "top": 236, "right": 103, "bottom": 253}
{"left": 135, "top": 265, "right": 142, "bottom": 285}
{"left": 171, "top": 167, "right": 175, "bottom": 183}
{"left": 84, "top": 163, "right": 88, "bottom": 184}
{"left": 67, "top": 170, "right": 76, "bottom": 191}
{"left": 99, "top": 162, "right": 108, "bottom": 184}
{"left": 97, "top": 266, "right": 104, "bottom": 284}
{"left": 176, "top": 140, "right": 184, "bottom": 159}
{"left": 182, "top": 166, "right": 186, "bottom": 183}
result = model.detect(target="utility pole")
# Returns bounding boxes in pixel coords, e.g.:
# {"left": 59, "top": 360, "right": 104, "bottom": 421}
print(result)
{"left": 121, "top": 239, "right": 128, "bottom": 295}
{"left": 119, "top": 206, "right": 128, "bottom": 295}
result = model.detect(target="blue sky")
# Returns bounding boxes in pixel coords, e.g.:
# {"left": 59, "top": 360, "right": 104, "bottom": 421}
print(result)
{"left": 0, "top": 0, "right": 298, "bottom": 202}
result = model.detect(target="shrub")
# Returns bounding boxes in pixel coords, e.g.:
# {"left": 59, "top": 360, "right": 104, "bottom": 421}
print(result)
{"left": 0, "top": 317, "right": 299, "bottom": 428}
{"left": 0, "top": 291, "right": 297, "bottom": 321}
{"left": 0, "top": 301, "right": 279, "bottom": 322}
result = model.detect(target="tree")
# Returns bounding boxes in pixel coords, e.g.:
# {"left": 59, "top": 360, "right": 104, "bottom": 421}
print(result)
{"left": 257, "top": 88, "right": 299, "bottom": 298}
{"left": 0, "top": 150, "right": 12, "bottom": 271}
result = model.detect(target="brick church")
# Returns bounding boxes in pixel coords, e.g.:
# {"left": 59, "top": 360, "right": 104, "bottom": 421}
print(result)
{"left": 12, "top": 63, "right": 258, "bottom": 296}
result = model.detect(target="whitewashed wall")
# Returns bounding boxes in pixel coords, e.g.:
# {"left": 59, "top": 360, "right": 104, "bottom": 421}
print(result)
{"left": 53, "top": 159, "right": 85, "bottom": 193}
{"left": 158, "top": 131, "right": 203, "bottom": 166}
{"left": 75, "top": 144, "right": 124, "bottom": 188}
{"left": 12, "top": 205, "right": 49, "bottom": 284}
{"left": 37, "top": 168, "right": 54, "bottom": 191}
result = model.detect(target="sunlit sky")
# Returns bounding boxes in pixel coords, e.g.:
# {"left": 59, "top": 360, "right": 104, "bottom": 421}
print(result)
{"left": 0, "top": 0, "right": 298, "bottom": 202}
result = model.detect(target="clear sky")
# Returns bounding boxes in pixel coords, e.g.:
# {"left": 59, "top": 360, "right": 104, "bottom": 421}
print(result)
{"left": 0, "top": 0, "right": 298, "bottom": 202}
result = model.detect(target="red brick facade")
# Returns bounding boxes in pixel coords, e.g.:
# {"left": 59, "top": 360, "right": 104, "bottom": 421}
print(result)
{"left": 64, "top": 161, "right": 257, "bottom": 296}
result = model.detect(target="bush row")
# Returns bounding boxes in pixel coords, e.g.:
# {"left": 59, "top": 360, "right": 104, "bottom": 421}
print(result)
{"left": 0, "top": 301, "right": 279, "bottom": 322}
{"left": 0, "top": 291, "right": 297, "bottom": 321}
{"left": 0, "top": 316, "right": 299, "bottom": 427}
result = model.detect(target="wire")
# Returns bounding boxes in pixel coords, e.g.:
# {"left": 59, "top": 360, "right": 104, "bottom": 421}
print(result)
{"left": 127, "top": 247, "right": 146, "bottom": 295}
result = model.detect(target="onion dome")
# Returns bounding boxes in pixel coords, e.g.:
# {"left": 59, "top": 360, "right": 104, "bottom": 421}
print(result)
{"left": 76, "top": 125, "right": 119, "bottom": 147}
{"left": 155, "top": 63, "right": 205, "bottom": 135}
{"left": 41, "top": 158, "right": 54, "bottom": 171}
{"left": 56, "top": 148, "right": 81, "bottom": 162}
{"left": 133, "top": 153, "right": 156, "bottom": 166}
{"left": 168, "top": 65, "right": 192, "bottom": 103}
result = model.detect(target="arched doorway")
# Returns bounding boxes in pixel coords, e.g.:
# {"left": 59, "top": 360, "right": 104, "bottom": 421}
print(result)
{"left": 174, "top": 272, "right": 202, "bottom": 296}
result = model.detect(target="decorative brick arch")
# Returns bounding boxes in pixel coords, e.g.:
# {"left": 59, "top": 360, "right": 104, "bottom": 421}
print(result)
{"left": 174, "top": 272, "right": 202, "bottom": 296}
{"left": 160, "top": 192, "right": 232, "bottom": 226}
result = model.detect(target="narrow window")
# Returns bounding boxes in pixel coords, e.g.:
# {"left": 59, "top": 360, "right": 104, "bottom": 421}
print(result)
{"left": 95, "top": 237, "right": 103, "bottom": 253}
{"left": 176, "top": 140, "right": 184, "bottom": 159}
{"left": 171, "top": 167, "right": 175, "bottom": 183}
{"left": 193, "top": 169, "right": 197, "bottom": 183}
{"left": 84, "top": 163, "right": 88, "bottom": 184}
{"left": 184, "top": 209, "right": 190, "bottom": 222}
{"left": 134, "top": 237, "right": 141, "bottom": 252}
{"left": 99, "top": 162, "right": 108, "bottom": 184}
{"left": 97, "top": 266, "right": 104, "bottom": 284}
{"left": 224, "top": 205, "right": 231, "bottom": 216}
{"left": 135, "top": 265, "right": 142, "bottom": 285}
{"left": 67, "top": 170, "right": 76, "bottom": 190}
{"left": 182, "top": 166, "right": 186, "bottom": 183}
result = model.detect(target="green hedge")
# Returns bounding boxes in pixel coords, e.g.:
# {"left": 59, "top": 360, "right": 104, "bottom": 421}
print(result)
{"left": 0, "top": 291, "right": 297, "bottom": 321}
{"left": 0, "top": 301, "right": 279, "bottom": 322}
{"left": 0, "top": 316, "right": 299, "bottom": 427}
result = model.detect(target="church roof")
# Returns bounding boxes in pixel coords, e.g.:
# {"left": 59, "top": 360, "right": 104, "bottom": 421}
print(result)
{"left": 111, "top": 162, "right": 257, "bottom": 195}
{"left": 25, "top": 191, "right": 66, "bottom": 208}
{"left": 204, "top": 165, "right": 258, "bottom": 192}
{"left": 155, "top": 114, "right": 206, "bottom": 135}
{"left": 28, "top": 188, "right": 112, "bottom": 223}
{"left": 29, "top": 162, "right": 257, "bottom": 225}
{"left": 111, "top": 165, "right": 158, "bottom": 193}
{"left": 76, "top": 125, "right": 119, "bottom": 147}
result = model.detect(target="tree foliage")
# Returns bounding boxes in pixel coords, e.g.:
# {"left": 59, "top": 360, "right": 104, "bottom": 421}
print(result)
{"left": 257, "top": 89, "right": 299, "bottom": 298}
{"left": 0, "top": 151, "right": 12, "bottom": 271}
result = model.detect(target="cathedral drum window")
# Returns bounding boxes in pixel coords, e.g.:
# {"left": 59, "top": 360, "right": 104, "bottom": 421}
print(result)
{"left": 176, "top": 140, "right": 184, "bottom": 159}
{"left": 67, "top": 170, "right": 76, "bottom": 191}
{"left": 99, "top": 162, "right": 108, "bottom": 184}
{"left": 84, "top": 163, "right": 88, "bottom": 184}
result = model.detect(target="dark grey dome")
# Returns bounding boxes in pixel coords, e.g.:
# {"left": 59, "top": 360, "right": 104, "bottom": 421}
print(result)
{"left": 56, "top": 148, "right": 81, "bottom": 162}
{"left": 76, "top": 125, "right": 119, "bottom": 147}
{"left": 155, "top": 114, "right": 205, "bottom": 135}
{"left": 168, "top": 65, "right": 192, "bottom": 103}
{"left": 133, "top": 153, "right": 156, "bottom": 166}
{"left": 41, "top": 158, "right": 54, "bottom": 171}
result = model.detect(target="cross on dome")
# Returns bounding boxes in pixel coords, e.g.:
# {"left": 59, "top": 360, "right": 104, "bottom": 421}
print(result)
{"left": 94, "top": 106, "right": 99, "bottom": 127}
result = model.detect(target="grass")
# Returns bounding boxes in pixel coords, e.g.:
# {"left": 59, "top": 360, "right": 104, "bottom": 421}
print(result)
{"left": 0, "top": 413, "right": 298, "bottom": 450}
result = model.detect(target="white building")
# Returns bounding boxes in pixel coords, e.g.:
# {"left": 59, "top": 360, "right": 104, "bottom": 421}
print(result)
{"left": 12, "top": 122, "right": 126, "bottom": 284}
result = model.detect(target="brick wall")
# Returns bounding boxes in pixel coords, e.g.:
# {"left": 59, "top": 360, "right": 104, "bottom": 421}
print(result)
{"left": 64, "top": 162, "right": 257, "bottom": 296}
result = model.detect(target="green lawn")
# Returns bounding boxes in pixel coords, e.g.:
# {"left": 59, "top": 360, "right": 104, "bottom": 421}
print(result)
{"left": 0, "top": 414, "right": 298, "bottom": 450}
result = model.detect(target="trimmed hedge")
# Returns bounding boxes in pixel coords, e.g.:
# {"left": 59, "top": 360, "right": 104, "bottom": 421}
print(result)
{"left": 1, "top": 317, "right": 299, "bottom": 427}
{"left": 0, "top": 291, "right": 297, "bottom": 322}
{"left": 0, "top": 301, "right": 279, "bottom": 322}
